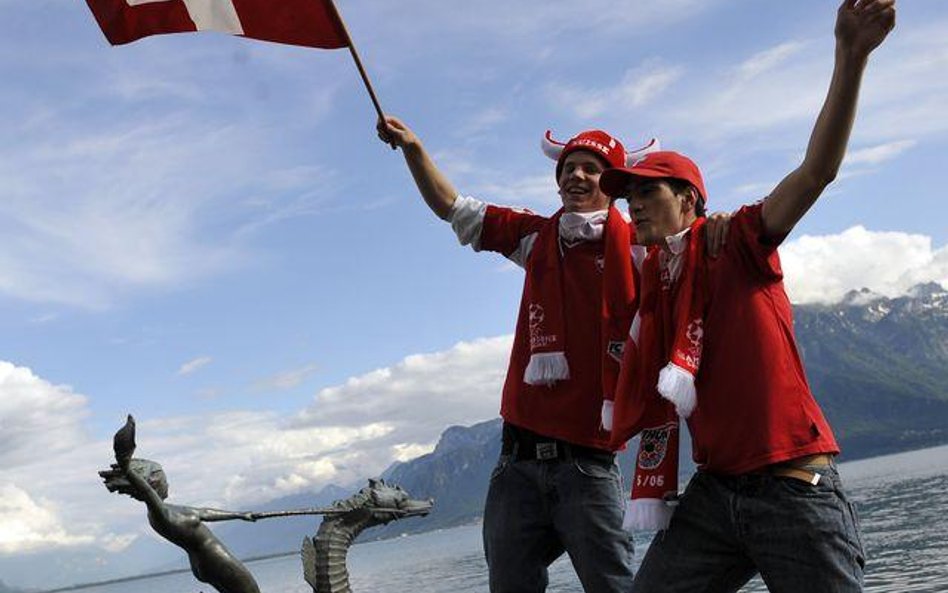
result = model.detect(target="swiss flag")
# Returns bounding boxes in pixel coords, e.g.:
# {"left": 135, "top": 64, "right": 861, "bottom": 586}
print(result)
{"left": 85, "top": 0, "right": 349, "bottom": 49}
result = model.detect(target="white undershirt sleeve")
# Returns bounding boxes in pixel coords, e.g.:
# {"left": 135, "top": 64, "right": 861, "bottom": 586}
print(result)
{"left": 449, "top": 194, "right": 488, "bottom": 251}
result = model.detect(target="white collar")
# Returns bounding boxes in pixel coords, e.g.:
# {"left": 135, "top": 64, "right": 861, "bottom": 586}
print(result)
{"left": 559, "top": 209, "right": 609, "bottom": 242}
{"left": 663, "top": 226, "right": 692, "bottom": 255}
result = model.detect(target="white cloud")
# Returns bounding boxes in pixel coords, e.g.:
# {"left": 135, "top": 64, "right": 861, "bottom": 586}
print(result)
{"left": 548, "top": 60, "right": 682, "bottom": 119}
{"left": 371, "top": 0, "right": 720, "bottom": 50}
{"left": 666, "top": 40, "right": 823, "bottom": 144}
{"left": 28, "top": 313, "right": 59, "bottom": 324}
{"left": 844, "top": 139, "right": 916, "bottom": 166}
{"left": 295, "top": 337, "right": 509, "bottom": 433}
{"left": 176, "top": 356, "right": 213, "bottom": 377}
{"left": 0, "top": 337, "right": 509, "bottom": 547}
{"left": 457, "top": 106, "right": 509, "bottom": 137}
{"left": 781, "top": 227, "right": 948, "bottom": 304}
{"left": 252, "top": 363, "right": 320, "bottom": 391}
{"left": 0, "top": 39, "right": 346, "bottom": 309}
{"left": 0, "top": 116, "right": 249, "bottom": 308}
{"left": 0, "top": 362, "right": 113, "bottom": 555}
{"left": 573, "top": 18, "right": 948, "bottom": 171}
{"left": 474, "top": 174, "right": 559, "bottom": 209}
{"left": 620, "top": 63, "right": 683, "bottom": 108}
{"left": 0, "top": 362, "right": 88, "bottom": 469}
{"left": 0, "top": 484, "right": 94, "bottom": 554}
{"left": 69, "top": 335, "right": 509, "bottom": 510}
{"left": 739, "top": 42, "right": 806, "bottom": 79}
{"left": 392, "top": 442, "right": 435, "bottom": 462}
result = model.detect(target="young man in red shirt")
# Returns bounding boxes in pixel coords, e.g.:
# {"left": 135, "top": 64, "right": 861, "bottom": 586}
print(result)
{"left": 377, "top": 117, "right": 643, "bottom": 592}
{"left": 598, "top": 1, "right": 895, "bottom": 591}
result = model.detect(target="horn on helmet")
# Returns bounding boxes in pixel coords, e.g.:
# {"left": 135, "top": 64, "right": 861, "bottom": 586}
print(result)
{"left": 541, "top": 130, "right": 566, "bottom": 161}
{"left": 625, "top": 138, "right": 661, "bottom": 166}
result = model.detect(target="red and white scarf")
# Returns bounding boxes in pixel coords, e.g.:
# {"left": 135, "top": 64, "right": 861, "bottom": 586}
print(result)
{"left": 612, "top": 217, "right": 708, "bottom": 530}
{"left": 521, "top": 206, "right": 636, "bottom": 425}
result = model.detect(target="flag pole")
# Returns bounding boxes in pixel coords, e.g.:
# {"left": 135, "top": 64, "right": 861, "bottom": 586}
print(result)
{"left": 326, "top": 0, "right": 395, "bottom": 148}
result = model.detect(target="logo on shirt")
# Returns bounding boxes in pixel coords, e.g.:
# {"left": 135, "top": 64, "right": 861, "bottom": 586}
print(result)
{"left": 607, "top": 340, "right": 625, "bottom": 363}
{"left": 529, "top": 303, "right": 544, "bottom": 329}
{"left": 660, "top": 263, "right": 673, "bottom": 291}
{"left": 682, "top": 318, "right": 704, "bottom": 369}
{"left": 528, "top": 303, "right": 556, "bottom": 348}
{"left": 638, "top": 422, "right": 677, "bottom": 470}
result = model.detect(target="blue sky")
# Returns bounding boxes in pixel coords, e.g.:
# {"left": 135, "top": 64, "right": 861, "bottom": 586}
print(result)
{"left": 1, "top": 0, "right": 947, "bottom": 588}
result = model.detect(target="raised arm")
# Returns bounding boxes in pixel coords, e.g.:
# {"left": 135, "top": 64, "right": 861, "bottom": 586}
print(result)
{"left": 377, "top": 115, "right": 459, "bottom": 220}
{"left": 761, "top": 0, "right": 895, "bottom": 239}
{"left": 193, "top": 508, "right": 256, "bottom": 523}
{"left": 109, "top": 415, "right": 167, "bottom": 514}
{"left": 121, "top": 461, "right": 167, "bottom": 515}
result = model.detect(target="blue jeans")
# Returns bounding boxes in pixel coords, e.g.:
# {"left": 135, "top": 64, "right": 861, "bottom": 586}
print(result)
{"left": 482, "top": 452, "right": 634, "bottom": 593}
{"left": 632, "top": 465, "right": 865, "bottom": 593}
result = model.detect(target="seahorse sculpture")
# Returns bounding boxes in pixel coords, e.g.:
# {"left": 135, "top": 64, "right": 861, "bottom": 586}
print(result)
{"left": 300, "top": 479, "right": 433, "bottom": 593}
{"left": 101, "top": 415, "right": 433, "bottom": 593}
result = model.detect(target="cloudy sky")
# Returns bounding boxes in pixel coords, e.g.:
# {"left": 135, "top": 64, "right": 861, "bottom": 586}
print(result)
{"left": 1, "top": 0, "right": 946, "bottom": 588}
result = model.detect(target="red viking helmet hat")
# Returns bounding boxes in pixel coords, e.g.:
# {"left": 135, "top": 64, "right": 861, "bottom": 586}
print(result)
{"left": 541, "top": 129, "right": 661, "bottom": 180}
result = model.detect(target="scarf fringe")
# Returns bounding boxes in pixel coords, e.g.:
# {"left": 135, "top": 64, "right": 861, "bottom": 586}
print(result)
{"left": 623, "top": 498, "right": 675, "bottom": 532}
{"left": 600, "top": 400, "right": 614, "bottom": 431}
{"left": 524, "top": 352, "right": 570, "bottom": 386}
{"left": 657, "top": 362, "right": 697, "bottom": 418}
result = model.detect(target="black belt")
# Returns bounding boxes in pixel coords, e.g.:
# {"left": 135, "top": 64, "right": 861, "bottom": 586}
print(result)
{"left": 502, "top": 423, "right": 613, "bottom": 462}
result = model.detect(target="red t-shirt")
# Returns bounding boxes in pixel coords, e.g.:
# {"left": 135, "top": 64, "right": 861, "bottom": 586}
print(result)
{"left": 480, "top": 205, "right": 615, "bottom": 450}
{"left": 689, "top": 203, "right": 839, "bottom": 474}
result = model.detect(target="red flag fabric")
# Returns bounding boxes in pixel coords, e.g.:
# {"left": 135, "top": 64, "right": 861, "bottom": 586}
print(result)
{"left": 85, "top": 0, "right": 349, "bottom": 49}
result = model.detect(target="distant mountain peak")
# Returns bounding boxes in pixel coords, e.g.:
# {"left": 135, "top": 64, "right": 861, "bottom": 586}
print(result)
{"left": 907, "top": 281, "right": 947, "bottom": 300}
{"left": 833, "top": 283, "right": 947, "bottom": 322}
{"left": 434, "top": 418, "right": 502, "bottom": 455}
{"left": 842, "top": 287, "right": 885, "bottom": 306}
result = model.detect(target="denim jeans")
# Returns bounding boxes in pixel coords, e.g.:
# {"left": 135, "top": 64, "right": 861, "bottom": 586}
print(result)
{"left": 482, "top": 452, "right": 634, "bottom": 593}
{"left": 632, "top": 464, "right": 865, "bottom": 593}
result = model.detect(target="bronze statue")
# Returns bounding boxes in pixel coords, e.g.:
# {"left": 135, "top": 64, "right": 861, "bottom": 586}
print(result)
{"left": 301, "top": 479, "right": 433, "bottom": 593}
{"left": 100, "top": 416, "right": 262, "bottom": 593}
{"left": 100, "top": 415, "right": 433, "bottom": 593}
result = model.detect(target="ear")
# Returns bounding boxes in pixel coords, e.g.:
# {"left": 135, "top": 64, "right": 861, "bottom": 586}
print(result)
{"left": 680, "top": 185, "right": 700, "bottom": 215}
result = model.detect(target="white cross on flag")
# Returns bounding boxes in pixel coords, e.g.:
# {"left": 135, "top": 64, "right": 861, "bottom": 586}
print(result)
{"left": 85, "top": 0, "right": 349, "bottom": 49}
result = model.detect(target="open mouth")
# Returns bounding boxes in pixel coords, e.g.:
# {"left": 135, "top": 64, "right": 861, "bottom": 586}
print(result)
{"left": 399, "top": 498, "right": 434, "bottom": 518}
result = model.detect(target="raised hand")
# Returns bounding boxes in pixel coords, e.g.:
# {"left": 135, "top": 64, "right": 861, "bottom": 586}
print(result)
{"left": 836, "top": 0, "right": 896, "bottom": 60}
{"left": 377, "top": 115, "right": 420, "bottom": 150}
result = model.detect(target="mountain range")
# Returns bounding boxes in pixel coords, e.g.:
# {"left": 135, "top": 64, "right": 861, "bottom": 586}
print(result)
{"left": 223, "top": 282, "right": 948, "bottom": 549}
{"left": 6, "top": 283, "right": 946, "bottom": 592}
{"left": 320, "top": 283, "right": 948, "bottom": 538}
{"left": 794, "top": 282, "right": 948, "bottom": 457}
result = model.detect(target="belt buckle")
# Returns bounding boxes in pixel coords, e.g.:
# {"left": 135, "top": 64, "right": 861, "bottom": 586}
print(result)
{"left": 536, "top": 442, "right": 558, "bottom": 461}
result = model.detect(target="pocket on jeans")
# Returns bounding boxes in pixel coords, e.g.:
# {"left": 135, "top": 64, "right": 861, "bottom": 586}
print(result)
{"left": 490, "top": 454, "right": 512, "bottom": 481}
{"left": 846, "top": 501, "right": 867, "bottom": 569}
{"left": 773, "top": 473, "right": 836, "bottom": 499}
{"left": 573, "top": 456, "right": 617, "bottom": 480}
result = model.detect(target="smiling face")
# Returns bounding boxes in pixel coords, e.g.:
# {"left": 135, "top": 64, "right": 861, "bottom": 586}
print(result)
{"left": 557, "top": 151, "right": 612, "bottom": 213}
{"left": 625, "top": 178, "right": 699, "bottom": 246}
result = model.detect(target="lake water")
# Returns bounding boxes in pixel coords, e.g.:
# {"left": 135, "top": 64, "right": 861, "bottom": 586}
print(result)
{"left": 62, "top": 444, "right": 948, "bottom": 593}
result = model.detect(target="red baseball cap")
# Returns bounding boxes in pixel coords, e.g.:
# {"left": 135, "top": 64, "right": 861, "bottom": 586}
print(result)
{"left": 599, "top": 150, "right": 708, "bottom": 203}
